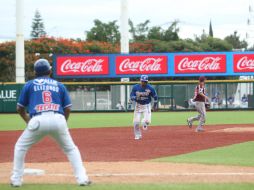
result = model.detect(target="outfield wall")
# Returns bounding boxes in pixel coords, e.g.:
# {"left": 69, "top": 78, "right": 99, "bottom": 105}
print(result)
{"left": 0, "top": 80, "right": 253, "bottom": 113}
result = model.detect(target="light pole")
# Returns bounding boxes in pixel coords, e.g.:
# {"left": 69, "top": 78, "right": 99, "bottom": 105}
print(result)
{"left": 120, "top": 0, "right": 130, "bottom": 110}
{"left": 16, "top": 0, "right": 25, "bottom": 83}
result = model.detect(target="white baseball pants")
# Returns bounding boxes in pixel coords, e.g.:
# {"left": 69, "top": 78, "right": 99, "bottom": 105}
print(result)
{"left": 133, "top": 103, "right": 152, "bottom": 136}
{"left": 189, "top": 101, "right": 206, "bottom": 128}
{"left": 11, "top": 112, "right": 89, "bottom": 184}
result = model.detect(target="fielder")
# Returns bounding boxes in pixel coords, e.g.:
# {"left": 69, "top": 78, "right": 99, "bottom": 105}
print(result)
{"left": 10, "top": 59, "right": 91, "bottom": 187}
{"left": 130, "top": 75, "right": 158, "bottom": 140}
{"left": 187, "top": 76, "right": 209, "bottom": 132}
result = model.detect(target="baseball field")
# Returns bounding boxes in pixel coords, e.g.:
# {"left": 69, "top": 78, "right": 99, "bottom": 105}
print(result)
{"left": 0, "top": 111, "right": 254, "bottom": 190}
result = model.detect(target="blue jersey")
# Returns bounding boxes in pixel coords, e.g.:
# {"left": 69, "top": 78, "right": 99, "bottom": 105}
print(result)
{"left": 17, "top": 77, "right": 72, "bottom": 117}
{"left": 130, "top": 84, "right": 158, "bottom": 105}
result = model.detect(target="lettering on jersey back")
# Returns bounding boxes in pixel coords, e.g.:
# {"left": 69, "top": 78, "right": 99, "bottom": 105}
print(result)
{"left": 33, "top": 79, "right": 59, "bottom": 92}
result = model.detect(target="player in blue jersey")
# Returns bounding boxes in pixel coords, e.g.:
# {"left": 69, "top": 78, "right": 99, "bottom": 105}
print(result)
{"left": 130, "top": 75, "right": 158, "bottom": 140}
{"left": 10, "top": 59, "right": 91, "bottom": 187}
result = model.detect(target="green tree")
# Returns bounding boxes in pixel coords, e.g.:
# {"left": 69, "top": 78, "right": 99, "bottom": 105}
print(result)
{"left": 147, "top": 27, "right": 163, "bottom": 40}
{"left": 147, "top": 21, "right": 179, "bottom": 41}
{"left": 162, "top": 21, "right": 179, "bottom": 41}
{"left": 86, "top": 19, "right": 120, "bottom": 43}
{"left": 30, "top": 10, "right": 46, "bottom": 39}
{"left": 129, "top": 19, "right": 150, "bottom": 41}
{"left": 224, "top": 31, "right": 248, "bottom": 50}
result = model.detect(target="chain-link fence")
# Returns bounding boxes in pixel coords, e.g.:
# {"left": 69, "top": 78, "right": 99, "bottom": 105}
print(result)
{"left": 0, "top": 81, "right": 253, "bottom": 113}
{"left": 64, "top": 81, "right": 254, "bottom": 111}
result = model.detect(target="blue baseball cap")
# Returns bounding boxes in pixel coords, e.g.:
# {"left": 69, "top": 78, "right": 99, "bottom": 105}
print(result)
{"left": 34, "top": 59, "right": 51, "bottom": 76}
{"left": 140, "top": 75, "right": 148, "bottom": 82}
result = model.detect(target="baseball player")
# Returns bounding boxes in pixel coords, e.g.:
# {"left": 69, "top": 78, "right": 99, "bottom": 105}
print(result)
{"left": 10, "top": 59, "right": 91, "bottom": 187}
{"left": 187, "top": 76, "right": 209, "bottom": 132}
{"left": 130, "top": 75, "right": 158, "bottom": 140}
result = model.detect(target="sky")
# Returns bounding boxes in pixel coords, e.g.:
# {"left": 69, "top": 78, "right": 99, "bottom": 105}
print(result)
{"left": 0, "top": 0, "right": 254, "bottom": 44}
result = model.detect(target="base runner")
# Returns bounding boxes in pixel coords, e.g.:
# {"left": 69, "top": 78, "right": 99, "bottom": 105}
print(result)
{"left": 187, "top": 76, "right": 209, "bottom": 132}
{"left": 130, "top": 75, "right": 158, "bottom": 140}
{"left": 10, "top": 59, "right": 91, "bottom": 187}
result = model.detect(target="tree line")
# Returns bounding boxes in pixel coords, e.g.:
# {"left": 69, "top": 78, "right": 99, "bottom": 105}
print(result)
{"left": 0, "top": 10, "right": 250, "bottom": 82}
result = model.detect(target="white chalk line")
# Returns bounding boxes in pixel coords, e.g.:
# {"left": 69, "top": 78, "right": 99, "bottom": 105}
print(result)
{"left": 46, "top": 172, "right": 254, "bottom": 177}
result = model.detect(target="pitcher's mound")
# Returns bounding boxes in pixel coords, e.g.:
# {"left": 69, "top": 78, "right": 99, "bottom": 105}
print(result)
{"left": 212, "top": 127, "right": 254, "bottom": 133}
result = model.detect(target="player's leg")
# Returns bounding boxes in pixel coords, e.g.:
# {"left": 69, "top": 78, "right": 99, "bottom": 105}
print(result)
{"left": 187, "top": 102, "right": 201, "bottom": 128}
{"left": 141, "top": 104, "right": 151, "bottom": 130}
{"left": 50, "top": 114, "right": 90, "bottom": 185}
{"left": 196, "top": 102, "right": 206, "bottom": 132}
{"left": 133, "top": 111, "right": 142, "bottom": 140}
{"left": 11, "top": 117, "right": 45, "bottom": 186}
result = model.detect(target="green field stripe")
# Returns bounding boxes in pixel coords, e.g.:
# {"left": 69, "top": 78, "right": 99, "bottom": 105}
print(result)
{"left": 0, "top": 111, "right": 253, "bottom": 131}
{"left": 153, "top": 141, "right": 254, "bottom": 167}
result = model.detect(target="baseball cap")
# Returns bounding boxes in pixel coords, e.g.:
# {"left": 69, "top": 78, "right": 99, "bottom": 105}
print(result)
{"left": 140, "top": 75, "right": 148, "bottom": 82}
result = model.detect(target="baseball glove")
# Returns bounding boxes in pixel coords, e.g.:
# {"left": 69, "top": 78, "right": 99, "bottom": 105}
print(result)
{"left": 205, "top": 102, "right": 211, "bottom": 109}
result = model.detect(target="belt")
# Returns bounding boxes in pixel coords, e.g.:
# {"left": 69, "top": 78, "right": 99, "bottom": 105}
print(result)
{"left": 32, "top": 111, "right": 59, "bottom": 117}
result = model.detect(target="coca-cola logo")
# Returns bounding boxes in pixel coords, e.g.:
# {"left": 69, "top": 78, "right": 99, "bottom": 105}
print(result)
{"left": 60, "top": 59, "right": 104, "bottom": 73}
{"left": 116, "top": 56, "right": 168, "bottom": 74}
{"left": 56, "top": 56, "right": 109, "bottom": 76}
{"left": 234, "top": 54, "right": 254, "bottom": 72}
{"left": 175, "top": 55, "right": 226, "bottom": 73}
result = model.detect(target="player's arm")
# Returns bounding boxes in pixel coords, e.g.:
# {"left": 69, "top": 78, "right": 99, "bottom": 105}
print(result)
{"left": 61, "top": 84, "right": 72, "bottom": 121}
{"left": 195, "top": 86, "right": 208, "bottom": 100}
{"left": 17, "top": 83, "right": 30, "bottom": 124}
{"left": 199, "top": 89, "right": 209, "bottom": 100}
{"left": 64, "top": 107, "right": 71, "bottom": 121}
{"left": 151, "top": 87, "right": 158, "bottom": 111}
{"left": 17, "top": 106, "right": 30, "bottom": 124}
{"left": 199, "top": 93, "right": 209, "bottom": 100}
{"left": 130, "top": 86, "right": 137, "bottom": 101}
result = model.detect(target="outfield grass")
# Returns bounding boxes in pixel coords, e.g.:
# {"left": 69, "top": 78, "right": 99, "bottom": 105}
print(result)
{"left": 1, "top": 184, "right": 254, "bottom": 190}
{"left": 153, "top": 141, "right": 254, "bottom": 167}
{"left": 0, "top": 111, "right": 253, "bottom": 131}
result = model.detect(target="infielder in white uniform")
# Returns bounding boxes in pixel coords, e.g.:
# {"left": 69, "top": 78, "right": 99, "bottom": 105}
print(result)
{"left": 130, "top": 75, "right": 158, "bottom": 140}
{"left": 10, "top": 59, "right": 91, "bottom": 187}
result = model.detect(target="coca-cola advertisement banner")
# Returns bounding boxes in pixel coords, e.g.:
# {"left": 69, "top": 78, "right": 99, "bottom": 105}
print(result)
{"left": 53, "top": 52, "right": 254, "bottom": 78}
{"left": 115, "top": 55, "right": 168, "bottom": 75}
{"left": 55, "top": 56, "right": 109, "bottom": 76}
{"left": 175, "top": 54, "right": 227, "bottom": 74}
{"left": 234, "top": 54, "right": 254, "bottom": 72}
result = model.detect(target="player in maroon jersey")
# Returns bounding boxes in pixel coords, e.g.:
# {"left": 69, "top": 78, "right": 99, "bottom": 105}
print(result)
{"left": 187, "top": 76, "right": 209, "bottom": 132}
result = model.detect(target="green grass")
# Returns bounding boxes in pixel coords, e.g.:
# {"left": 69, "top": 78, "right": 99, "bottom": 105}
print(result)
{"left": 154, "top": 141, "right": 254, "bottom": 167}
{"left": 1, "top": 184, "right": 254, "bottom": 190}
{"left": 0, "top": 111, "right": 253, "bottom": 131}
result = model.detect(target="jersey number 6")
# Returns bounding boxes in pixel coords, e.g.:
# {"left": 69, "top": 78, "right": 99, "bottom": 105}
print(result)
{"left": 42, "top": 91, "right": 52, "bottom": 103}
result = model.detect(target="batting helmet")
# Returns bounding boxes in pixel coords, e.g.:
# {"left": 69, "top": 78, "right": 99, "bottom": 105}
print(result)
{"left": 199, "top": 76, "right": 206, "bottom": 82}
{"left": 140, "top": 75, "right": 148, "bottom": 82}
{"left": 34, "top": 59, "right": 51, "bottom": 76}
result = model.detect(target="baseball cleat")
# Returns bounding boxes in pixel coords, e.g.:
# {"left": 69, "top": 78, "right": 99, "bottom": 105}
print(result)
{"left": 10, "top": 177, "right": 22, "bottom": 188}
{"left": 134, "top": 134, "right": 142, "bottom": 140}
{"left": 195, "top": 127, "right": 205, "bottom": 132}
{"left": 187, "top": 119, "right": 192, "bottom": 128}
{"left": 142, "top": 125, "right": 148, "bottom": 130}
{"left": 10, "top": 182, "right": 22, "bottom": 188}
{"left": 79, "top": 180, "right": 92, "bottom": 186}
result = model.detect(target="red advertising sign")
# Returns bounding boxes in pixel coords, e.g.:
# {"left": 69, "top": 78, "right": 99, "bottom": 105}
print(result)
{"left": 56, "top": 56, "right": 109, "bottom": 76}
{"left": 234, "top": 54, "right": 254, "bottom": 72}
{"left": 115, "top": 55, "right": 168, "bottom": 75}
{"left": 175, "top": 54, "right": 227, "bottom": 74}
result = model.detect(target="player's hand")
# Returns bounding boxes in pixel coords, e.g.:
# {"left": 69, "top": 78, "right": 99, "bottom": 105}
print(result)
{"left": 130, "top": 96, "right": 137, "bottom": 101}
{"left": 153, "top": 102, "right": 158, "bottom": 112}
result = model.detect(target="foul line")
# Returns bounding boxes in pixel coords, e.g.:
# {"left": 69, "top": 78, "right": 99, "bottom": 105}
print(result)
{"left": 47, "top": 172, "right": 254, "bottom": 177}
